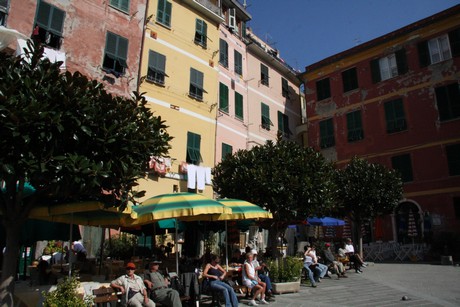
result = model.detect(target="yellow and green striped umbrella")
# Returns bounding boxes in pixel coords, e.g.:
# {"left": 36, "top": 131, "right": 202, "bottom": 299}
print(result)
{"left": 216, "top": 198, "right": 272, "bottom": 221}
{"left": 29, "top": 200, "right": 137, "bottom": 228}
{"left": 130, "top": 192, "right": 232, "bottom": 226}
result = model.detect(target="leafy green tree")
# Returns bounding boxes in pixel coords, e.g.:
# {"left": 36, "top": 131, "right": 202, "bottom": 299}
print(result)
{"left": 213, "top": 136, "right": 337, "bottom": 250}
{"left": 0, "top": 41, "right": 171, "bottom": 304}
{"left": 335, "top": 156, "right": 403, "bottom": 253}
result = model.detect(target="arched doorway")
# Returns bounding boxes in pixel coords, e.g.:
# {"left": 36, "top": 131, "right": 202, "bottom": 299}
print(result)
{"left": 395, "top": 201, "right": 422, "bottom": 244}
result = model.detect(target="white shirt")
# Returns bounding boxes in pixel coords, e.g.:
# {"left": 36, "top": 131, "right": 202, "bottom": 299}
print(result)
{"left": 345, "top": 243, "right": 355, "bottom": 253}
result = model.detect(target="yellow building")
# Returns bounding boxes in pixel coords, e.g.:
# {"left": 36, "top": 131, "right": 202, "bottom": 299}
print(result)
{"left": 137, "top": 0, "right": 223, "bottom": 200}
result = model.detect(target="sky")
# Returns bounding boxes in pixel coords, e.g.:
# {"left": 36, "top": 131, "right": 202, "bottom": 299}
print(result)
{"left": 244, "top": 0, "right": 460, "bottom": 71}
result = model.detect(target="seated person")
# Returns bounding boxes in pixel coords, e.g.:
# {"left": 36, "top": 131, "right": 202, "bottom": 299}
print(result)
{"left": 309, "top": 244, "right": 329, "bottom": 281}
{"left": 229, "top": 249, "right": 244, "bottom": 265}
{"left": 111, "top": 262, "right": 155, "bottom": 307}
{"left": 203, "top": 255, "right": 239, "bottom": 307}
{"left": 71, "top": 241, "right": 87, "bottom": 262}
{"left": 344, "top": 238, "right": 366, "bottom": 273}
{"left": 242, "top": 252, "right": 269, "bottom": 306}
{"left": 251, "top": 249, "right": 275, "bottom": 299}
{"left": 144, "top": 259, "right": 181, "bottom": 307}
{"left": 303, "top": 244, "right": 321, "bottom": 288}
{"left": 323, "top": 243, "right": 347, "bottom": 278}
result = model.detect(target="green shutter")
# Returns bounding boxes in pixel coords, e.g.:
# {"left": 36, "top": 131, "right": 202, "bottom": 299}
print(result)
{"left": 234, "top": 50, "right": 242, "bottom": 75}
{"left": 222, "top": 143, "right": 233, "bottom": 160}
{"left": 117, "top": 35, "right": 128, "bottom": 63}
{"left": 36, "top": 1, "right": 51, "bottom": 28}
{"left": 105, "top": 32, "right": 117, "bottom": 56}
{"left": 395, "top": 49, "right": 408, "bottom": 75}
{"left": 446, "top": 144, "right": 460, "bottom": 176}
{"left": 195, "top": 19, "right": 207, "bottom": 47}
{"left": 449, "top": 28, "right": 460, "bottom": 57}
{"left": 417, "top": 41, "right": 430, "bottom": 67}
{"left": 219, "top": 83, "right": 229, "bottom": 113}
{"left": 277, "top": 111, "right": 283, "bottom": 132}
{"left": 370, "top": 59, "right": 381, "bottom": 83}
{"left": 235, "top": 92, "right": 243, "bottom": 120}
{"left": 219, "top": 39, "right": 228, "bottom": 67}
{"left": 187, "top": 132, "right": 202, "bottom": 165}
{"left": 49, "top": 7, "right": 65, "bottom": 34}
{"left": 261, "top": 103, "right": 270, "bottom": 129}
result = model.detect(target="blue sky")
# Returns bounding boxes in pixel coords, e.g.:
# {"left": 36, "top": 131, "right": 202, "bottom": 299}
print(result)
{"left": 245, "top": 0, "right": 460, "bottom": 71}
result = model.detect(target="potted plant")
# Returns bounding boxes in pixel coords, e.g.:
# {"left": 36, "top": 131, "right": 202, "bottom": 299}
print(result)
{"left": 265, "top": 256, "right": 303, "bottom": 294}
{"left": 42, "top": 275, "right": 93, "bottom": 307}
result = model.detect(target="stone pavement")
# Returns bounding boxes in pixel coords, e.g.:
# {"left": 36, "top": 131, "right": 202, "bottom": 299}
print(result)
{"left": 242, "top": 263, "right": 460, "bottom": 307}
{"left": 14, "top": 262, "right": 460, "bottom": 306}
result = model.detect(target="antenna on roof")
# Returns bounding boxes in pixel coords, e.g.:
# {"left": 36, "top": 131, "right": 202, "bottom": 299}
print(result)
{"left": 243, "top": 0, "right": 247, "bottom": 8}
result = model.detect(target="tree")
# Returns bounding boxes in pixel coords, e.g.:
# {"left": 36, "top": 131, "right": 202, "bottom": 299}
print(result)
{"left": 212, "top": 136, "right": 337, "bottom": 251}
{"left": 0, "top": 42, "right": 171, "bottom": 305}
{"left": 335, "top": 156, "right": 403, "bottom": 254}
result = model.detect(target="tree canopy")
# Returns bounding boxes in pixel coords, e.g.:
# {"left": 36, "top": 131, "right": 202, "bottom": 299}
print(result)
{"left": 0, "top": 41, "right": 171, "bottom": 303}
{"left": 212, "top": 137, "right": 337, "bottom": 233}
{"left": 335, "top": 156, "right": 403, "bottom": 226}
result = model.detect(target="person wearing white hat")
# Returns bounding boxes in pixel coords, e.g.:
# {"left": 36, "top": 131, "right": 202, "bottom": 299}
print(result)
{"left": 251, "top": 249, "right": 275, "bottom": 300}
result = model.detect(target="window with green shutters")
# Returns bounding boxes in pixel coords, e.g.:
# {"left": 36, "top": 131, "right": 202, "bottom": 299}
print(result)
{"left": 109, "top": 0, "right": 130, "bottom": 13}
{"left": 194, "top": 18, "right": 207, "bottom": 48}
{"left": 186, "top": 132, "right": 202, "bottom": 165}
{"left": 260, "top": 64, "right": 269, "bottom": 86}
{"left": 234, "top": 50, "right": 243, "bottom": 76}
{"left": 342, "top": 67, "right": 359, "bottom": 92}
{"left": 156, "top": 0, "right": 172, "bottom": 27}
{"left": 219, "top": 83, "right": 229, "bottom": 113}
{"left": 277, "top": 111, "right": 291, "bottom": 137}
{"left": 384, "top": 98, "right": 407, "bottom": 133}
{"left": 319, "top": 118, "right": 335, "bottom": 148}
{"left": 435, "top": 83, "right": 460, "bottom": 121}
{"left": 219, "top": 39, "right": 228, "bottom": 67}
{"left": 370, "top": 49, "right": 408, "bottom": 83}
{"left": 282, "top": 78, "right": 290, "bottom": 99}
{"left": 147, "top": 50, "right": 167, "bottom": 85}
{"left": 33, "top": 1, "right": 65, "bottom": 49}
{"left": 222, "top": 143, "right": 233, "bottom": 160}
{"left": 261, "top": 103, "right": 272, "bottom": 130}
{"left": 235, "top": 92, "right": 244, "bottom": 120}
{"left": 346, "top": 110, "right": 364, "bottom": 142}
{"left": 391, "top": 154, "right": 413, "bottom": 182}
{"left": 316, "top": 78, "right": 331, "bottom": 100}
{"left": 103, "top": 31, "right": 128, "bottom": 75}
{"left": 446, "top": 143, "right": 460, "bottom": 176}
{"left": 189, "top": 68, "right": 204, "bottom": 100}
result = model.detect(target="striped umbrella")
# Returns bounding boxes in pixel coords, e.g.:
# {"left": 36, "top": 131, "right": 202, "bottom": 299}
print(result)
{"left": 342, "top": 216, "right": 352, "bottom": 239}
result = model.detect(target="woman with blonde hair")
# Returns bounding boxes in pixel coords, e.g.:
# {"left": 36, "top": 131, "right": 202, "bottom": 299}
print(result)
{"left": 242, "top": 252, "right": 269, "bottom": 306}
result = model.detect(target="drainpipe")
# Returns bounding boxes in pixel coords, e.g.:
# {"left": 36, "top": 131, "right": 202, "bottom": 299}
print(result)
{"left": 136, "top": 0, "right": 150, "bottom": 93}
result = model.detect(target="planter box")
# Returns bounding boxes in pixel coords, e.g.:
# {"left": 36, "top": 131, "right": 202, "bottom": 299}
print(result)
{"left": 272, "top": 280, "right": 300, "bottom": 294}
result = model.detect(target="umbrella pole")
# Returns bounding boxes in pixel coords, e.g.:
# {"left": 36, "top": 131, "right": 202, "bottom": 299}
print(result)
{"left": 175, "top": 219, "right": 179, "bottom": 275}
{"left": 98, "top": 227, "right": 105, "bottom": 275}
{"left": 68, "top": 213, "right": 73, "bottom": 277}
{"left": 225, "top": 221, "right": 228, "bottom": 272}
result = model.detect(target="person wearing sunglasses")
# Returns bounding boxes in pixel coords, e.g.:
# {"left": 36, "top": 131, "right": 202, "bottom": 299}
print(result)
{"left": 111, "top": 262, "right": 156, "bottom": 306}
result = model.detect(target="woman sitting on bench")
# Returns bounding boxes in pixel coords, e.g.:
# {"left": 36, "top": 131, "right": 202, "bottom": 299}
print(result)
{"left": 203, "top": 255, "right": 239, "bottom": 307}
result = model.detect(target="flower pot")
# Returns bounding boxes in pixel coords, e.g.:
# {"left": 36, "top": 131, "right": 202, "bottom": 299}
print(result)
{"left": 272, "top": 280, "right": 301, "bottom": 294}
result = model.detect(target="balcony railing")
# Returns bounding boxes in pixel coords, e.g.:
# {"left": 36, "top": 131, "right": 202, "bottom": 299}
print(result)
{"left": 194, "top": 0, "right": 221, "bottom": 16}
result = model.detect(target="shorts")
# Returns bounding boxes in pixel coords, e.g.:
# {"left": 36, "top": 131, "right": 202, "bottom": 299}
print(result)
{"left": 243, "top": 279, "right": 258, "bottom": 289}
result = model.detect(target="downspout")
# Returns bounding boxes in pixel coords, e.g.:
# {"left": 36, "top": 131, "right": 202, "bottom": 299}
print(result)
{"left": 136, "top": 0, "right": 150, "bottom": 93}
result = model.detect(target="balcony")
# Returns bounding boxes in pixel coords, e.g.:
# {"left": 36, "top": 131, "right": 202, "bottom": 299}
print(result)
{"left": 182, "top": 0, "right": 224, "bottom": 23}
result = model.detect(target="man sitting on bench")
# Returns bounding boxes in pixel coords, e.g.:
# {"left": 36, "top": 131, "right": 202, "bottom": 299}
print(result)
{"left": 144, "top": 259, "right": 182, "bottom": 307}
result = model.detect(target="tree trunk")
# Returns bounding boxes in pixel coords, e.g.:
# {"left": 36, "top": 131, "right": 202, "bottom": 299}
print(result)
{"left": 0, "top": 221, "right": 23, "bottom": 307}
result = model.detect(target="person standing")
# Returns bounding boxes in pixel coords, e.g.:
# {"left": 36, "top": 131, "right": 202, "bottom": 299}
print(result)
{"left": 144, "top": 259, "right": 182, "bottom": 307}
{"left": 111, "top": 262, "right": 156, "bottom": 307}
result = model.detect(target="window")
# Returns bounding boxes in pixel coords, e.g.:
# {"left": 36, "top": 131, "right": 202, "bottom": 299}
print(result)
{"left": 435, "top": 83, "right": 460, "bottom": 121}
{"left": 109, "top": 0, "right": 130, "bottom": 13}
{"left": 186, "top": 132, "right": 202, "bottom": 165}
{"left": 194, "top": 19, "right": 207, "bottom": 48}
{"left": 282, "top": 78, "right": 290, "bottom": 99}
{"left": 0, "top": 0, "right": 8, "bottom": 26}
{"left": 446, "top": 143, "right": 460, "bottom": 176}
{"left": 391, "top": 154, "right": 413, "bottom": 182}
{"left": 234, "top": 50, "right": 243, "bottom": 76}
{"left": 277, "top": 111, "right": 291, "bottom": 136}
{"left": 342, "top": 67, "right": 359, "bottom": 92}
{"left": 219, "top": 83, "right": 229, "bottom": 113}
{"left": 260, "top": 64, "right": 269, "bottom": 86}
{"left": 235, "top": 92, "right": 243, "bottom": 120}
{"left": 371, "top": 49, "right": 407, "bottom": 83}
{"left": 319, "top": 118, "right": 334, "bottom": 148}
{"left": 103, "top": 32, "right": 128, "bottom": 76}
{"left": 454, "top": 198, "right": 460, "bottom": 219}
{"left": 156, "top": 0, "right": 172, "bottom": 27}
{"left": 347, "top": 110, "right": 364, "bottom": 142}
{"left": 384, "top": 98, "right": 407, "bottom": 133}
{"left": 147, "top": 50, "right": 167, "bottom": 85}
{"left": 228, "top": 8, "right": 237, "bottom": 34}
{"left": 418, "top": 29, "right": 460, "bottom": 67}
{"left": 33, "top": 1, "right": 65, "bottom": 49}
{"left": 219, "top": 39, "right": 228, "bottom": 68}
{"left": 261, "top": 103, "right": 272, "bottom": 130}
{"left": 316, "top": 78, "right": 331, "bottom": 101}
{"left": 221, "top": 143, "right": 233, "bottom": 160}
{"left": 189, "top": 68, "right": 204, "bottom": 100}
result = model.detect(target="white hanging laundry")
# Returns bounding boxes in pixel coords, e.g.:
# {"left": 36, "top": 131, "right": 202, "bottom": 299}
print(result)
{"left": 205, "top": 167, "right": 212, "bottom": 185}
{"left": 196, "top": 166, "right": 206, "bottom": 190}
{"left": 187, "top": 164, "right": 197, "bottom": 189}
